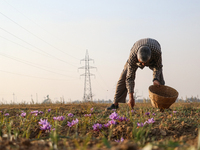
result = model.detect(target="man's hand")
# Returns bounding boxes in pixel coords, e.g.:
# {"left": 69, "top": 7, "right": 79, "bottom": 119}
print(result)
{"left": 127, "top": 93, "right": 135, "bottom": 109}
{"left": 153, "top": 80, "right": 160, "bottom": 87}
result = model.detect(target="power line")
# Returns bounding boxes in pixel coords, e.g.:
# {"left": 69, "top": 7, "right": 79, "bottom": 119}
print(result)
{"left": 2, "top": 0, "right": 82, "bottom": 58}
{"left": 0, "top": 69, "right": 78, "bottom": 81}
{"left": 0, "top": 26, "right": 78, "bottom": 67}
{"left": 0, "top": 11, "right": 79, "bottom": 60}
{"left": 0, "top": 36, "right": 76, "bottom": 72}
{"left": 0, "top": 52, "right": 77, "bottom": 78}
{"left": 0, "top": 35, "right": 50, "bottom": 57}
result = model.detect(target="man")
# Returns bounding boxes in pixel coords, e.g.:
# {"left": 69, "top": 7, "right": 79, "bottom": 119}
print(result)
{"left": 106, "top": 38, "right": 165, "bottom": 110}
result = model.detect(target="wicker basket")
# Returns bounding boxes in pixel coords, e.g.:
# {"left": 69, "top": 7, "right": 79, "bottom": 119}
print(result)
{"left": 149, "top": 85, "right": 179, "bottom": 109}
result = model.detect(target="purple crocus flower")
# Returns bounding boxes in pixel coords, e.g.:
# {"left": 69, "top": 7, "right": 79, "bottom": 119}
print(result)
{"left": 38, "top": 119, "right": 52, "bottom": 131}
{"left": 68, "top": 113, "right": 74, "bottom": 117}
{"left": 108, "top": 119, "right": 117, "bottom": 125}
{"left": 40, "top": 123, "right": 51, "bottom": 131}
{"left": 67, "top": 118, "right": 79, "bottom": 127}
{"left": 137, "top": 122, "right": 144, "bottom": 127}
{"left": 21, "top": 112, "right": 26, "bottom": 117}
{"left": 118, "top": 116, "right": 129, "bottom": 122}
{"left": 39, "top": 118, "right": 47, "bottom": 125}
{"left": 92, "top": 123, "right": 102, "bottom": 131}
{"left": 145, "top": 118, "right": 155, "bottom": 124}
{"left": 39, "top": 111, "right": 43, "bottom": 114}
{"left": 173, "top": 111, "right": 177, "bottom": 114}
{"left": 115, "top": 137, "right": 124, "bottom": 143}
{"left": 31, "top": 110, "right": 38, "bottom": 114}
{"left": 145, "top": 112, "right": 150, "bottom": 116}
{"left": 152, "top": 113, "right": 156, "bottom": 116}
{"left": 48, "top": 109, "right": 51, "bottom": 112}
{"left": 53, "top": 116, "right": 66, "bottom": 121}
{"left": 84, "top": 114, "right": 91, "bottom": 117}
{"left": 91, "top": 108, "right": 93, "bottom": 111}
{"left": 104, "top": 123, "right": 110, "bottom": 128}
{"left": 109, "top": 112, "right": 119, "bottom": 120}
{"left": 4, "top": 113, "right": 9, "bottom": 116}
{"left": 131, "top": 109, "right": 135, "bottom": 113}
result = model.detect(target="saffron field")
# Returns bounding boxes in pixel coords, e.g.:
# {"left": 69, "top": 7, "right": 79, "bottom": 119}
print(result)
{"left": 0, "top": 102, "right": 200, "bottom": 150}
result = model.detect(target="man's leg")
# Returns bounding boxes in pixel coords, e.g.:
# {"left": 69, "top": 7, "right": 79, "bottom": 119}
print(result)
{"left": 113, "top": 63, "right": 128, "bottom": 104}
{"left": 106, "top": 62, "right": 128, "bottom": 110}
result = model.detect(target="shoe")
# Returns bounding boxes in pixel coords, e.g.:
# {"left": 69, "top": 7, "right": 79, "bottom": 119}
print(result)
{"left": 106, "top": 104, "right": 119, "bottom": 110}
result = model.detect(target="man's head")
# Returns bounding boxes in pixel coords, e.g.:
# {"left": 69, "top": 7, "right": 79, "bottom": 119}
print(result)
{"left": 137, "top": 46, "right": 151, "bottom": 64}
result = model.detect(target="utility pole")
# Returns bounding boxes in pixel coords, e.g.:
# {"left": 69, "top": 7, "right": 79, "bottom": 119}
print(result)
{"left": 36, "top": 93, "right": 38, "bottom": 103}
{"left": 79, "top": 50, "right": 96, "bottom": 102}
{"left": 13, "top": 93, "right": 15, "bottom": 102}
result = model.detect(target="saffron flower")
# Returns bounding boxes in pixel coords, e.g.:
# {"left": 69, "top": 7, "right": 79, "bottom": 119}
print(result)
{"left": 38, "top": 119, "right": 52, "bottom": 131}
{"left": 4, "top": 113, "right": 9, "bottom": 116}
{"left": 39, "top": 111, "right": 43, "bottom": 114}
{"left": 109, "top": 112, "right": 119, "bottom": 120}
{"left": 118, "top": 116, "right": 129, "bottom": 122}
{"left": 131, "top": 109, "right": 136, "bottom": 113}
{"left": 91, "top": 108, "right": 93, "bottom": 111}
{"left": 104, "top": 123, "right": 110, "bottom": 128}
{"left": 92, "top": 123, "right": 102, "bottom": 131}
{"left": 152, "top": 113, "right": 156, "bottom": 116}
{"left": 21, "top": 112, "right": 26, "bottom": 117}
{"left": 68, "top": 113, "right": 74, "bottom": 117}
{"left": 67, "top": 118, "right": 79, "bottom": 127}
{"left": 31, "top": 110, "right": 38, "bottom": 114}
{"left": 144, "top": 118, "right": 155, "bottom": 124}
{"left": 115, "top": 137, "right": 124, "bottom": 143}
{"left": 104, "top": 120, "right": 117, "bottom": 128}
{"left": 108, "top": 119, "right": 117, "bottom": 125}
{"left": 39, "top": 118, "right": 47, "bottom": 125}
{"left": 48, "top": 109, "right": 51, "bottom": 112}
{"left": 84, "top": 114, "right": 91, "bottom": 117}
{"left": 145, "top": 112, "right": 150, "bottom": 116}
{"left": 173, "top": 111, "right": 177, "bottom": 114}
{"left": 53, "top": 116, "right": 66, "bottom": 121}
{"left": 137, "top": 122, "right": 144, "bottom": 127}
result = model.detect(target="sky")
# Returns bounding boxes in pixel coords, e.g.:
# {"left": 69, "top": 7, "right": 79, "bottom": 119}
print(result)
{"left": 0, "top": 0, "right": 200, "bottom": 103}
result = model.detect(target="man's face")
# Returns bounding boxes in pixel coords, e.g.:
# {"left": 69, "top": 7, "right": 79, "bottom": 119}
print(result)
{"left": 138, "top": 59, "right": 149, "bottom": 66}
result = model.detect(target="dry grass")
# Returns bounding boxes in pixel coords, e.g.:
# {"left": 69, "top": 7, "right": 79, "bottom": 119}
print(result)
{"left": 0, "top": 101, "right": 200, "bottom": 150}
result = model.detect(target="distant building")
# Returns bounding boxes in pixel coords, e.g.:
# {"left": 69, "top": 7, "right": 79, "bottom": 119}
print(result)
{"left": 42, "top": 95, "right": 52, "bottom": 104}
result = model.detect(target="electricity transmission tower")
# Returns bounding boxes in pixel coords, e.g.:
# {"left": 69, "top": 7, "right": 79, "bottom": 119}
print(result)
{"left": 79, "top": 50, "right": 96, "bottom": 102}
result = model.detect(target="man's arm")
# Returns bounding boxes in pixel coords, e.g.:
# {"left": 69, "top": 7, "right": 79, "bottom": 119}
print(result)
{"left": 126, "top": 58, "right": 138, "bottom": 108}
{"left": 152, "top": 52, "right": 163, "bottom": 84}
{"left": 126, "top": 61, "right": 138, "bottom": 94}
{"left": 126, "top": 47, "right": 138, "bottom": 108}
{"left": 128, "top": 92, "right": 135, "bottom": 108}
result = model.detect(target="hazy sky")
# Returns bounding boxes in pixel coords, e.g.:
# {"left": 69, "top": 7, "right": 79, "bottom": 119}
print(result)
{"left": 0, "top": 0, "right": 200, "bottom": 103}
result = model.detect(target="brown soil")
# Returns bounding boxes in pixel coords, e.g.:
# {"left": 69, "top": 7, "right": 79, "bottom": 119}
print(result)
{"left": 0, "top": 102, "right": 199, "bottom": 150}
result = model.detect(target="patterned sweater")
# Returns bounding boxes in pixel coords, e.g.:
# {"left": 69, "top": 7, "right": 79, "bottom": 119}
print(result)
{"left": 126, "top": 38, "right": 163, "bottom": 93}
